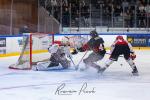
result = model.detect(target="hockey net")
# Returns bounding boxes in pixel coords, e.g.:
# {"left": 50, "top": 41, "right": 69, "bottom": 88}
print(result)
{"left": 9, "top": 33, "right": 54, "bottom": 70}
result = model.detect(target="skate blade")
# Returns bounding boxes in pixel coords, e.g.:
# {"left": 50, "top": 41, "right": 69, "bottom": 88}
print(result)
{"left": 132, "top": 73, "right": 139, "bottom": 76}
{"left": 74, "top": 66, "right": 79, "bottom": 71}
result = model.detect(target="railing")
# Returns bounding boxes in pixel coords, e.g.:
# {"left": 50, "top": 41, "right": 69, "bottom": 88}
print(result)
{"left": 42, "top": 0, "right": 150, "bottom": 32}
{"left": 38, "top": 7, "right": 60, "bottom": 33}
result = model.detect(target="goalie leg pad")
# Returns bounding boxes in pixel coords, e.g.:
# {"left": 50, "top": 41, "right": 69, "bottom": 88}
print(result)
{"left": 48, "top": 62, "right": 59, "bottom": 67}
{"left": 34, "top": 61, "right": 51, "bottom": 71}
{"left": 60, "top": 60, "right": 71, "bottom": 69}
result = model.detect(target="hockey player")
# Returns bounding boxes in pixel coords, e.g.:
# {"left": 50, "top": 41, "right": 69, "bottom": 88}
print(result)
{"left": 100, "top": 36, "right": 138, "bottom": 75}
{"left": 77, "top": 30, "right": 106, "bottom": 72}
{"left": 35, "top": 43, "right": 72, "bottom": 71}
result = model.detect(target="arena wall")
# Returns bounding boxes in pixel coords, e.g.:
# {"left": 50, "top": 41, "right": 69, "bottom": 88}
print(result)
{"left": 0, "top": 32, "right": 150, "bottom": 57}
{"left": 0, "top": 0, "right": 38, "bottom": 34}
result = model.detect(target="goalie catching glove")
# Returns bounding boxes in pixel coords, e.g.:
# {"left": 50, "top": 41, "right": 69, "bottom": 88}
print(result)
{"left": 71, "top": 48, "right": 78, "bottom": 55}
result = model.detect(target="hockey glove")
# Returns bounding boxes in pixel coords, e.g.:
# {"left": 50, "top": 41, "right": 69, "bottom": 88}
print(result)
{"left": 130, "top": 53, "right": 136, "bottom": 60}
{"left": 77, "top": 47, "right": 86, "bottom": 52}
{"left": 71, "top": 49, "right": 78, "bottom": 55}
{"left": 77, "top": 44, "right": 89, "bottom": 52}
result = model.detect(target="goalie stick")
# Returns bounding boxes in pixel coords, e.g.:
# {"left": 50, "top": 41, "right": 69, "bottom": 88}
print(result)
{"left": 68, "top": 55, "right": 75, "bottom": 66}
{"left": 75, "top": 50, "right": 88, "bottom": 70}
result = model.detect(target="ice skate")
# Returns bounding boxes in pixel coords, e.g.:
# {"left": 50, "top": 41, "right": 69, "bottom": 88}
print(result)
{"left": 79, "top": 66, "right": 89, "bottom": 71}
{"left": 97, "top": 67, "right": 106, "bottom": 74}
{"left": 132, "top": 67, "right": 139, "bottom": 76}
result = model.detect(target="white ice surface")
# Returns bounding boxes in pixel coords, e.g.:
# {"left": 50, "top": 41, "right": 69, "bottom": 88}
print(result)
{"left": 0, "top": 50, "right": 150, "bottom": 100}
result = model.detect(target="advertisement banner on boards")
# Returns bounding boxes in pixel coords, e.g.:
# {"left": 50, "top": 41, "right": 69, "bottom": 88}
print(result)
{"left": 0, "top": 38, "right": 6, "bottom": 54}
{"left": 0, "top": 38, "right": 6, "bottom": 47}
{"left": 127, "top": 35, "right": 149, "bottom": 47}
{"left": 148, "top": 38, "right": 150, "bottom": 46}
{"left": 0, "top": 48, "right": 6, "bottom": 54}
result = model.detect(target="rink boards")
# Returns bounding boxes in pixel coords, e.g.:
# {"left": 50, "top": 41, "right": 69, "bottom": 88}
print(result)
{"left": 0, "top": 33, "right": 150, "bottom": 57}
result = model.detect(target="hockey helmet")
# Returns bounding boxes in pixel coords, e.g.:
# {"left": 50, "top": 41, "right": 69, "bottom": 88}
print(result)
{"left": 90, "top": 30, "right": 98, "bottom": 37}
{"left": 116, "top": 35, "right": 124, "bottom": 40}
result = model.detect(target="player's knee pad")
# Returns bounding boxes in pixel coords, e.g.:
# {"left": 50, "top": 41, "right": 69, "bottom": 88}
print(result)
{"left": 126, "top": 58, "right": 134, "bottom": 65}
{"left": 105, "top": 59, "right": 114, "bottom": 67}
{"left": 126, "top": 58, "right": 136, "bottom": 68}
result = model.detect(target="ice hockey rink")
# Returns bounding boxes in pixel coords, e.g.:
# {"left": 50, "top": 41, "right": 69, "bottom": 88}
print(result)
{"left": 0, "top": 50, "right": 150, "bottom": 100}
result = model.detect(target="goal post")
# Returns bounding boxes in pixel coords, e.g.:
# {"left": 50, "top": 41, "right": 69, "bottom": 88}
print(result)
{"left": 9, "top": 33, "right": 54, "bottom": 70}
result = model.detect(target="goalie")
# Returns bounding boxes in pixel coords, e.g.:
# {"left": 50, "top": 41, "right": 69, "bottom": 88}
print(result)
{"left": 99, "top": 36, "right": 138, "bottom": 75}
{"left": 35, "top": 43, "right": 72, "bottom": 71}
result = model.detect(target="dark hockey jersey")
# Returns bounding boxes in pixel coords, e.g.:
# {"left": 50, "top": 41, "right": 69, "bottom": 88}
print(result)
{"left": 83, "top": 36, "right": 105, "bottom": 54}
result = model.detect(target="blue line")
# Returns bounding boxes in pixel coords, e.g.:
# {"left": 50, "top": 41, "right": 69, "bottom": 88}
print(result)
{"left": 0, "top": 35, "right": 28, "bottom": 38}
{"left": 1, "top": 33, "right": 150, "bottom": 38}
{"left": 50, "top": 33, "right": 150, "bottom": 36}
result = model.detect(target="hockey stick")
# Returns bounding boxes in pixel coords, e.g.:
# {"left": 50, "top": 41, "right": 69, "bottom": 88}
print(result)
{"left": 75, "top": 50, "right": 88, "bottom": 70}
{"left": 68, "top": 55, "right": 75, "bottom": 66}
{"left": 106, "top": 52, "right": 124, "bottom": 57}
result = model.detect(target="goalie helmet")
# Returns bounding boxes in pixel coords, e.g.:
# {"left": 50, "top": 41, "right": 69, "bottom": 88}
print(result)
{"left": 90, "top": 30, "right": 98, "bottom": 37}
